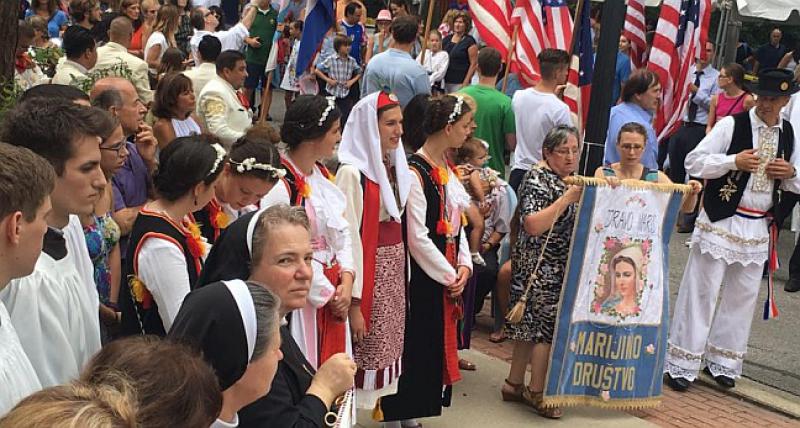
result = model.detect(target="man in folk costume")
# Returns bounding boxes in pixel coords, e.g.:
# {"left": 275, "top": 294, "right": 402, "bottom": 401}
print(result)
{"left": 197, "top": 50, "right": 253, "bottom": 148}
{"left": 336, "top": 91, "right": 413, "bottom": 412}
{"left": 665, "top": 69, "right": 800, "bottom": 392}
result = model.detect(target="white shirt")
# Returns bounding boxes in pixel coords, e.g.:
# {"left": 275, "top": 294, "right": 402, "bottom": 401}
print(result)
{"left": 197, "top": 76, "right": 252, "bottom": 147}
{"left": 183, "top": 62, "right": 218, "bottom": 95}
{"left": 687, "top": 109, "right": 800, "bottom": 266}
{"left": 0, "top": 302, "right": 41, "bottom": 415}
{"left": 51, "top": 59, "right": 89, "bottom": 85}
{"left": 189, "top": 24, "right": 249, "bottom": 65}
{"left": 144, "top": 31, "right": 169, "bottom": 74}
{"left": 418, "top": 49, "right": 449, "bottom": 87}
{"left": 511, "top": 87, "right": 572, "bottom": 170}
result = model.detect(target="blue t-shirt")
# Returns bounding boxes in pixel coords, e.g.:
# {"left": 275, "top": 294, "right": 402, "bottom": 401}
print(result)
{"left": 612, "top": 52, "right": 631, "bottom": 107}
{"left": 341, "top": 20, "right": 364, "bottom": 65}
{"left": 25, "top": 9, "right": 68, "bottom": 39}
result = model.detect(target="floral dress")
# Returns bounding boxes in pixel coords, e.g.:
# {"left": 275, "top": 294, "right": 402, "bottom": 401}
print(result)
{"left": 506, "top": 165, "right": 576, "bottom": 343}
{"left": 83, "top": 213, "right": 121, "bottom": 306}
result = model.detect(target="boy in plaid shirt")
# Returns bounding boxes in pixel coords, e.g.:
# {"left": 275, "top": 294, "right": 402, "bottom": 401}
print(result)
{"left": 315, "top": 34, "right": 361, "bottom": 124}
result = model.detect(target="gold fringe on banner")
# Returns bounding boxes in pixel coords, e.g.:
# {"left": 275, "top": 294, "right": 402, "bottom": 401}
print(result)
{"left": 564, "top": 175, "right": 691, "bottom": 194}
{"left": 541, "top": 395, "right": 662, "bottom": 410}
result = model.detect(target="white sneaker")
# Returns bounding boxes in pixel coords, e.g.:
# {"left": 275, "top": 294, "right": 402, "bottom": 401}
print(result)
{"left": 472, "top": 252, "right": 486, "bottom": 266}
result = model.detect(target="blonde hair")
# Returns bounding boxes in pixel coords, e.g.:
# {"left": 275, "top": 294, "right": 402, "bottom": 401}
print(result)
{"left": 0, "top": 377, "right": 137, "bottom": 428}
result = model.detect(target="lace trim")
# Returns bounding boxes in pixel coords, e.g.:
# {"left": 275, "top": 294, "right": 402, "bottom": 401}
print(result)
{"left": 694, "top": 221, "right": 769, "bottom": 246}
{"left": 693, "top": 238, "right": 767, "bottom": 266}
{"left": 667, "top": 343, "right": 703, "bottom": 362}
{"left": 664, "top": 360, "right": 698, "bottom": 381}
{"left": 706, "top": 361, "right": 740, "bottom": 379}
{"left": 706, "top": 343, "right": 745, "bottom": 361}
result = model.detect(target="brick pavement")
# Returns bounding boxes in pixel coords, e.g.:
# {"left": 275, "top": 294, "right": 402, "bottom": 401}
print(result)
{"left": 469, "top": 312, "right": 800, "bottom": 428}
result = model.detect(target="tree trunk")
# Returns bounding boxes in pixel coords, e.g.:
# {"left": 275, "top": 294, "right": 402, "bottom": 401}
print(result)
{"left": 0, "top": 1, "right": 19, "bottom": 85}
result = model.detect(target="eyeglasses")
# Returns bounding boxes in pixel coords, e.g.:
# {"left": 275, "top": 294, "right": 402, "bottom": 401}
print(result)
{"left": 551, "top": 148, "right": 580, "bottom": 157}
{"left": 619, "top": 144, "right": 644, "bottom": 152}
{"left": 100, "top": 141, "right": 126, "bottom": 154}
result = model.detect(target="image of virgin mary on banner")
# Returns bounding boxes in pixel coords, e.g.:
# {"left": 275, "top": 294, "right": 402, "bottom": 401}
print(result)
{"left": 544, "top": 177, "right": 688, "bottom": 409}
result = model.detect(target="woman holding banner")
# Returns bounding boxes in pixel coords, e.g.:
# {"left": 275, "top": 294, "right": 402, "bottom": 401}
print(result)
{"left": 502, "top": 125, "right": 582, "bottom": 419}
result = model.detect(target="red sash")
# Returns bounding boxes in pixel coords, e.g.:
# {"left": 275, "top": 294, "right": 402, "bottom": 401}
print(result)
{"left": 317, "top": 262, "right": 347, "bottom": 364}
{"left": 359, "top": 179, "right": 381, "bottom": 331}
{"left": 442, "top": 240, "right": 462, "bottom": 386}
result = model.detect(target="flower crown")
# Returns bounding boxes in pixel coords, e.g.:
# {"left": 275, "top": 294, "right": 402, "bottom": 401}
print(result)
{"left": 207, "top": 143, "right": 227, "bottom": 177}
{"left": 229, "top": 157, "right": 287, "bottom": 179}
{"left": 318, "top": 96, "right": 336, "bottom": 127}
{"left": 447, "top": 95, "right": 464, "bottom": 124}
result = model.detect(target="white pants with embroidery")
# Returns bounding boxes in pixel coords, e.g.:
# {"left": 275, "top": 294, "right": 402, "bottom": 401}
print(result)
{"left": 665, "top": 243, "right": 765, "bottom": 381}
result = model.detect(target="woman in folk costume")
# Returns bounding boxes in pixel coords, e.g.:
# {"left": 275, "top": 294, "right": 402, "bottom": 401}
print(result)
{"left": 118, "top": 135, "right": 226, "bottom": 337}
{"left": 169, "top": 280, "right": 284, "bottom": 428}
{"left": 261, "top": 95, "right": 356, "bottom": 369}
{"left": 335, "top": 91, "right": 412, "bottom": 412}
{"left": 194, "top": 130, "right": 285, "bottom": 244}
{"left": 381, "top": 95, "right": 474, "bottom": 426}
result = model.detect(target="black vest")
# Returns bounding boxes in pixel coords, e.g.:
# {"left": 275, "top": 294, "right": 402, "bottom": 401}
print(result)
{"left": 703, "top": 112, "right": 794, "bottom": 222}
{"left": 118, "top": 211, "right": 201, "bottom": 337}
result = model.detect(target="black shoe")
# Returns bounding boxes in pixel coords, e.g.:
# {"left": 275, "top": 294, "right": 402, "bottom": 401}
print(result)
{"left": 703, "top": 367, "right": 736, "bottom": 388}
{"left": 786, "top": 278, "right": 800, "bottom": 293}
{"left": 665, "top": 373, "right": 690, "bottom": 391}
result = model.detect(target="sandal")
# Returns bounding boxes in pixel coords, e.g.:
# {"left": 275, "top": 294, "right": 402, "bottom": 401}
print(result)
{"left": 522, "top": 387, "right": 563, "bottom": 419}
{"left": 489, "top": 331, "right": 506, "bottom": 343}
{"left": 501, "top": 379, "right": 524, "bottom": 402}
{"left": 459, "top": 358, "right": 477, "bottom": 371}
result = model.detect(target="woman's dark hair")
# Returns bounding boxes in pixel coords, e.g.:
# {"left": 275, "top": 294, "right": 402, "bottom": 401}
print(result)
{"left": 152, "top": 72, "right": 193, "bottom": 119}
{"left": 621, "top": 69, "right": 660, "bottom": 103}
{"left": 158, "top": 47, "right": 186, "bottom": 75}
{"left": 403, "top": 94, "right": 430, "bottom": 152}
{"left": 281, "top": 95, "right": 342, "bottom": 149}
{"left": 616, "top": 122, "right": 647, "bottom": 143}
{"left": 80, "top": 336, "right": 221, "bottom": 428}
{"left": 208, "top": 5, "right": 227, "bottom": 30}
{"left": 154, "top": 135, "right": 227, "bottom": 201}
{"left": 228, "top": 128, "right": 283, "bottom": 181}
{"left": 542, "top": 124, "right": 579, "bottom": 156}
{"left": 165, "top": 0, "right": 192, "bottom": 12}
{"left": 423, "top": 94, "right": 473, "bottom": 135}
{"left": 721, "top": 63, "right": 746, "bottom": 90}
{"left": 32, "top": 0, "right": 58, "bottom": 17}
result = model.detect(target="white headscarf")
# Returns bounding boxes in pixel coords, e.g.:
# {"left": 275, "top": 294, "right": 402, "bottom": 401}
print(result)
{"left": 338, "top": 92, "right": 413, "bottom": 221}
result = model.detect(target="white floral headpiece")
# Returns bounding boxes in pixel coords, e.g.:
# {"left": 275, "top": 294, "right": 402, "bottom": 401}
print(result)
{"left": 447, "top": 95, "right": 464, "bottom": 124}
{"left": 229, "top": 157, "right": 287, "bottom": 179}
{"left": 207, "top": 143, "right": 227, "bottom": 177}
{"left": 318, "top": 96, "right": 336, "bottom": 127}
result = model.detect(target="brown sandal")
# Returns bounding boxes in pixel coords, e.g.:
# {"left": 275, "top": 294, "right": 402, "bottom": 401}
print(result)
{"left": 522, "top": 387, "right": 563, "bottom": 419}
{"left": 501, "top": 379, "right": 524, "bottom": 402}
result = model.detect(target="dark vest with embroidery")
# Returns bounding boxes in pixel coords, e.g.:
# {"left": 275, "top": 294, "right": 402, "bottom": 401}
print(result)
{"left": 279, "top": 158, "right": 333, "bottom": 206}
{"left": 118, "top": 212, "right": 201, "bottom": 337}
{"left": 703, "top": 112, "right": 794, "bottom": 222}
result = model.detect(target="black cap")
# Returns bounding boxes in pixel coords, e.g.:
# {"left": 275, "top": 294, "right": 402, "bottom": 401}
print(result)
{"left": 746, "top": 68, "right": 800, "bottom": 97}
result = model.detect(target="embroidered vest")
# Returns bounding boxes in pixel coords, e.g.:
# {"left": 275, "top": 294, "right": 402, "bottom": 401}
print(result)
{"left": 119, "top": 211, "right": 201, "bottom": 337}
{"left": 703, "top": 112, "right": 794, "bottom": 222}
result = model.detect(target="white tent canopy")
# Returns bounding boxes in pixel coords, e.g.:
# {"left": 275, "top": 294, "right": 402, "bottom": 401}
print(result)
{"left": 736, "top": 0, "right": 800, "bottom": 23}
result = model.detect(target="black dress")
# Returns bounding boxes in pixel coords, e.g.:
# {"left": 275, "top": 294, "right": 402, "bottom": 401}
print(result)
{"left": 381, "top": 154, "right": 461, "bottom": 421}
{"left": 442, "top": 34, "right": 476, "bottom": 85}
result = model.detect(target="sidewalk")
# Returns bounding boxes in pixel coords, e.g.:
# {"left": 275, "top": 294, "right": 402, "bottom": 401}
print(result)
{"left": 469, "top": 312, "right": 800, "bottom": 428}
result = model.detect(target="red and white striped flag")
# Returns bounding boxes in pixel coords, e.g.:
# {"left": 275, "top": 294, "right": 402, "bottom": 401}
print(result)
{"left": 542, "top": 0, "right": 574, "bottom": 51}
{"left": 647, "top": 0, "right": 712, "bottom": 142}
{"left": 562, "top": 0, "right": 593, "bottom": 130}
{"left": 510, "top": 0, "right": 546, "bottom": 86}
{"left": 623, "top": 0, "right": 647, "bottom": 69}
{"left": 469, "top": 0, "right": 513, "bottom": 59}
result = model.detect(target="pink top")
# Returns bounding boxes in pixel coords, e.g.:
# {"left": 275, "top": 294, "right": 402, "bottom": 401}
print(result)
{"left": 715, "top": 92, "right": 748, "bottom": 119}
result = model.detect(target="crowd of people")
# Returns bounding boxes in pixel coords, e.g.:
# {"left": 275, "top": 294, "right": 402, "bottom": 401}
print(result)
{"left": 4, "top": 0, "right": 800, "bottom": 427}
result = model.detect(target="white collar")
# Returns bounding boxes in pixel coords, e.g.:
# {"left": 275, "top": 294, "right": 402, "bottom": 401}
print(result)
{"left": 750, "top": 108, "right": 784, "bottom": 131}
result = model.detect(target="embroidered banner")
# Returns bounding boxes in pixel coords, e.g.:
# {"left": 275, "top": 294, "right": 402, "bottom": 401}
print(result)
{"left": 544, "top": 178, "right": 686, "bottom": 409}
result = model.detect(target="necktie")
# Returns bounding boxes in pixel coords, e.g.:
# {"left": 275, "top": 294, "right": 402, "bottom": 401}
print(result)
{"left": 687, "top": 71, "right": 703, "bottom": 123}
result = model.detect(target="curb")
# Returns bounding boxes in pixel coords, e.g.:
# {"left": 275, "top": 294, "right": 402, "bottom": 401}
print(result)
{"left": 696, "top": 371, "right": 800, "bottom": 420}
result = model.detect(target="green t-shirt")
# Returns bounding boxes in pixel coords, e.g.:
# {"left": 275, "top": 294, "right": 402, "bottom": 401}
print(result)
{"left": 459, "top": 84, "right": 516, "bottom": 174}
{"left": 245, "top": 7, "right": 278, "bottom": 65}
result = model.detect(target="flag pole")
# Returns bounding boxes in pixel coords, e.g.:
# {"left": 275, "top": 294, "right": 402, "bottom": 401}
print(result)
{"left": 258, "top": 72, "right": 274, "bottom": 124}
{"left": 568, "top": 0, "right": 585, "bottom": 59}
{"left": 419, "top": 0, "right": 436, "bottom": 65}
{"left": 501, "top": 24, "right": 519, "bottom": 94}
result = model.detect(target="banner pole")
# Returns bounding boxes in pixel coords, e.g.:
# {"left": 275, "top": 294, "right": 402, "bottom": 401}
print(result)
{"left": 419, "top": 0, "right": 436, "bottom": 65}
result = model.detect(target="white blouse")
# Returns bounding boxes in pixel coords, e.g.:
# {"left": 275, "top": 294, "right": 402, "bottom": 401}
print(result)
{"left": 0, "top": 302, "right": 41, "bottom": 415}
{"left": 406, "top": 163, "right": 473, "bottom": 285}
{"left": 418, "top": 49, "right": 450, "bottom": 87}
{"left": 144, "top": 31, "right": 169, "bottom": 74}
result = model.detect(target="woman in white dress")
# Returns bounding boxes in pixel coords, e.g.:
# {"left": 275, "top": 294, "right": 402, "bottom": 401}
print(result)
{"left": 152, "top": 72, "right": 203, "bottom": 149}
{"left": 144, "top": 4, "right": 180, "bottom": 76}
{"left": 261, "top": 95, "right": 355, "bottom": 369}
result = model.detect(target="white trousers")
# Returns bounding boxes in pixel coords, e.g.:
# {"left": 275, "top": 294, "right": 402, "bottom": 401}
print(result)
{"left": 665, "top": 246, "right": 763, "bottom": 381}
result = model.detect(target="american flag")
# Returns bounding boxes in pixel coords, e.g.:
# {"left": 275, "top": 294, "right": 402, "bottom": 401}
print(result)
{"left": 562, "top": 0, "right": 593, "bottom": 129}
{"left": 542, "top": 0, "right": 574, "bottom": 51}
{"left": 469, "top": 0, "right": 513, "bottom": 59}
{"left": 510, "top": 0, "right": 547, "bottom": 86}
{"left": 647, "top": 0, "right": 712, "bottom": 141}
{"left": 623, "top": 0, "right": 647, "bottom": 69}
